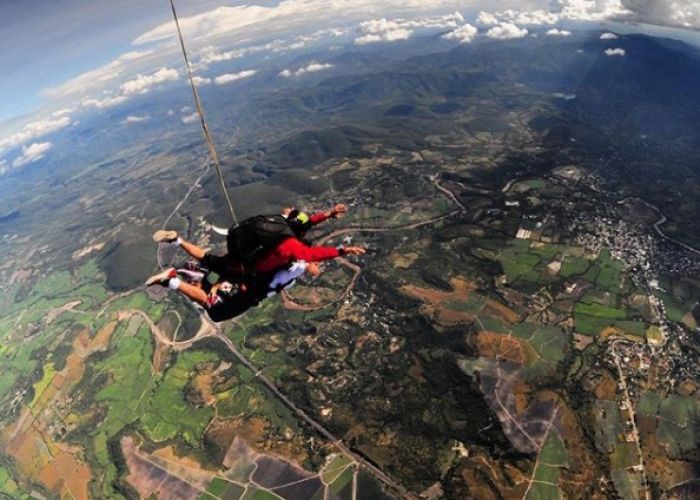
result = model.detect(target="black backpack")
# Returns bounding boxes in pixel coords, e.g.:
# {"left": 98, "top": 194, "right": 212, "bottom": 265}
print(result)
{"left": 226, "top": 214, "right": 296, "bottom": 266}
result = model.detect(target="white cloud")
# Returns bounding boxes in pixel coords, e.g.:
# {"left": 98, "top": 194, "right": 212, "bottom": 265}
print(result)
{"left": 181, "top": 112, "right": 199, "bottom": 124}
{"left": 134, "top": 3, "right": 466, "bottom": 46}
{"left": 119, "top": 67, "right": 179, "bottom": 95}
{"left": 486, "top": 23, "right": 528, "bottom": 40}
{"left": 356, "top": 18, "right": 412, "bottom": 45}
{"left": 192, "top": 76, "right": 212, "bottom": 86}
{"left": 213, "top": 70, "right": 258, "bottom": 85}
{"left": 477, "top": 11, "right": 500, "bottom": 25}
{"left": 279, "top": 62, "right": 334, "bottom": 78}
{"left": 355, "top": 12, "right": 465, "bottom": 45}
{"left": 600, "top": 32, "right": 619, "bottom": 39}
{"left": 442, "top": 23, "right": 478, "bottom": 43}
{"left": 121, "top": 115, "right": 150, "bottom": 125}
{"left": 76, "top": 67, "right": 179, "bottom": 111}
{"left": 12, "top": 142, "right": 53, "bottom": 168}
{"left": 514, "top": 9, "right": 560, "bottom": 25}
{"left": 194, "top": 41, "right": 282, "bottom": 70}
{"left": 547, "top": 28, "right": 572, "bottom": 36}
{"left": 559, "top": 0, "right": 631, "bottom": 22}
{"left": 0, "top": 115, "right": 72, "bottom": 152}
{"left": 473, "top": 1, "right": 697, "bottom": 30}
{"left": 552, "top": 92, "right": 577, "bottom": 99}
{"left": 620, "top": 0, "right": 700, "bottom": 30}
{"left": 43, "top": 50, "right": 154, "bottom": 99}
{"left": 478, "top": 9, "right": 558, "bottom": 26}
{"left": 51, "top": 108, "right": 73, "bottom": 118}
{"left": 81, "top": 95, "right": 129, "bottom": 110}
{"left": 604, "top": 47, "right": 626, "bottom": 56}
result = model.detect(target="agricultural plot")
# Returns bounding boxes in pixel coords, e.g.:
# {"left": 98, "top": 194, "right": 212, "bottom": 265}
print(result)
{"left": 141, "top": 350, "right": 217, "bottom": 444}
{"left": 595, "top": 250, "right": 624, "bottom": 292}
{"left": 511, "top": 324, "right": 567, "bottom": 365}
{"left": 0, "top": 466, "right": 22, "bottom": 498}
{"left": 574, "top": 313, "right": 646, "bottom": 337}
{"left": 559, "top": 255, "right": 591, "bottom": 278}
{"left": 526, "top": 431, "right": 569, "bottom": 500}
{"left": 594, "top": 401, "right": 624, "bottom": 454}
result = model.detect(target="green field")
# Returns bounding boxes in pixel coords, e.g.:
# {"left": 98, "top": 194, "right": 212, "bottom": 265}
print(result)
{"left": 574, "top": 313, "right": 646, "bottom": 337}
{"left": 529, "top": 327, "right": 568, "bottom": 364}
{"left": 559, "top": 256, "right": 590, "bottom": 277}
{"left": 141, "top": 350, "right": 216, "bottom": 444}
{"left": 525, "top": 430, "right": 568, "bottom": 500}
{"left": 30, "top": 362, "right": 56, "bottom": 408}
{"left": 574, "top": 302, "right": 626, "bottom": 320}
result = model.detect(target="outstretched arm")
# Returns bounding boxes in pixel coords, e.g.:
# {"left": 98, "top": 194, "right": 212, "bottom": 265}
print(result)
{"left": 309, "top": 204, "right": 348, "bottom": 226}
{"left": 279, "top": 238, "right": 365, "bottom": 263}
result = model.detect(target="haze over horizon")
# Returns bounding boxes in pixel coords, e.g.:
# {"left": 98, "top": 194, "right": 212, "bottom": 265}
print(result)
{"left": 1, "top": 0, "right": 699, "bottom": 176}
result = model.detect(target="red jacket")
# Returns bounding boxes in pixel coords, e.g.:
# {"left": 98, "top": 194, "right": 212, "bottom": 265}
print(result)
{"left": 254, "top": 211, "right": 339, "bottom": 273}
{"left": 309, "top": 211, "right": 332, "bottom": 225}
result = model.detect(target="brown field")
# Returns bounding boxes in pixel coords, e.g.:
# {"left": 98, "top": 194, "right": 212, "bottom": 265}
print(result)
{"left": 400, "top": 276, "right": 477, "bottom": 305}
{"left": 483, "top": 299, "right": 520, "bottom": 324}
{"left": 122, "top": 436, "right": 210, "bottom": 499}
{"left": 641, "top": 431, "right": 697, "bottom": 490}
{"left": 189, "top": 368, "right": 218, "bottom": 406}
{"left": 555, "top": 402, "right": 598, "bottom": 491}
{"left": 2, "top": 407, "right": 91, "bottom": 500}
{"left": 594, "top": 373, "right": 618, "bottom": 401}
{"left": 400, "top": 277, "right": 482, "bottom": 327}
{"left": 435, "top": 308, "right": 474, "bottom": 326}
{"left": 600, "top": 327, "right": 646, "bottom": 343}
{"left": 0, "top": 321, "right": 119, "bottom": 499}
{"left": 573, "top": 333, "right": 594, "bottom": 350}
{"left": 475, "top": 332, "right": 526, "bottom": 364}
{"left": 152, "top": 338, "right": 170, "bottom": 373}
{"left": 389, "top": 252, "right": 419, "bottom": 269}
{"left": 459, "top": 454, "right": 529, "bottom": 500}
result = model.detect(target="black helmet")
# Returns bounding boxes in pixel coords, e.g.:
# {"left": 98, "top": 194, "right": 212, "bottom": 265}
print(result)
{"left": 287, "top": 209, "right": 312, "bottom": 235}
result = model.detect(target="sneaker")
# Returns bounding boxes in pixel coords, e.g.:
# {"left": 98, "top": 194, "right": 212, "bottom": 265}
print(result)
{"left": 153, "top": 230, "right": 178, "bottom": 243}
{"left": 146, "top": 268, "right": 177, "bottom": 286}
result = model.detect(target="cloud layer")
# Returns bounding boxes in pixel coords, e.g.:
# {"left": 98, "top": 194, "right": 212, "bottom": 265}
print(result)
{"left": 0, "top": 114, "right": 71, "bottom": 153}
{"left": 13, "top": 142, "right": 53, "bottom": 168}
{"left": 355, "top": 11, "right": 465, "bottom": 45}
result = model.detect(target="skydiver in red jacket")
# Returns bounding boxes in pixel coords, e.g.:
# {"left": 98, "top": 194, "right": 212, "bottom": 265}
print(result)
{"left": 146, "top": 204, "right": 365, "bottom": 321}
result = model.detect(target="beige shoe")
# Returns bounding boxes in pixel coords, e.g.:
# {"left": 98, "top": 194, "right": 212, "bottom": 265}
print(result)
{"left": 153, "top": 230, "right": 178, "bottom": 243}
{"left": 146, "top": 268, "right": 176, "bottom": 286}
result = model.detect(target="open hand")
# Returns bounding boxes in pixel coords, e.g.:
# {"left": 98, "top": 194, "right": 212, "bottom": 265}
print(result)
{"left": 306, "top": 262, "right": 322, "bottom": 278}
{"left": 342, "top": 246, "right": 366, "bottom": 256}
{"left": 331, "top": 204, "right": 348, "bottom": 218}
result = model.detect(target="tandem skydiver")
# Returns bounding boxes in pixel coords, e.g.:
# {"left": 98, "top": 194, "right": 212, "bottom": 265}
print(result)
{"left": 145, "top": 204, "right": 366, "bottom": 322}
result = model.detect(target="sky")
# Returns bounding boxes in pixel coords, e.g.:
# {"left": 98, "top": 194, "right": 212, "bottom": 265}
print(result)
{"left": 1, "top": 0, "right": 699, "bottom": 173}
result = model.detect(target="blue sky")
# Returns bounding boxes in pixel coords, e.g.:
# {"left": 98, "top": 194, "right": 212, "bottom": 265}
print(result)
{"left": 1, "top": 0, "right": 699, "bottom": 173}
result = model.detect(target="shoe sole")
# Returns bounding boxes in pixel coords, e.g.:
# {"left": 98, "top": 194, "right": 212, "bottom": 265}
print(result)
{"left": 153, "top": 230, "right": 178, "bottom": 243}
